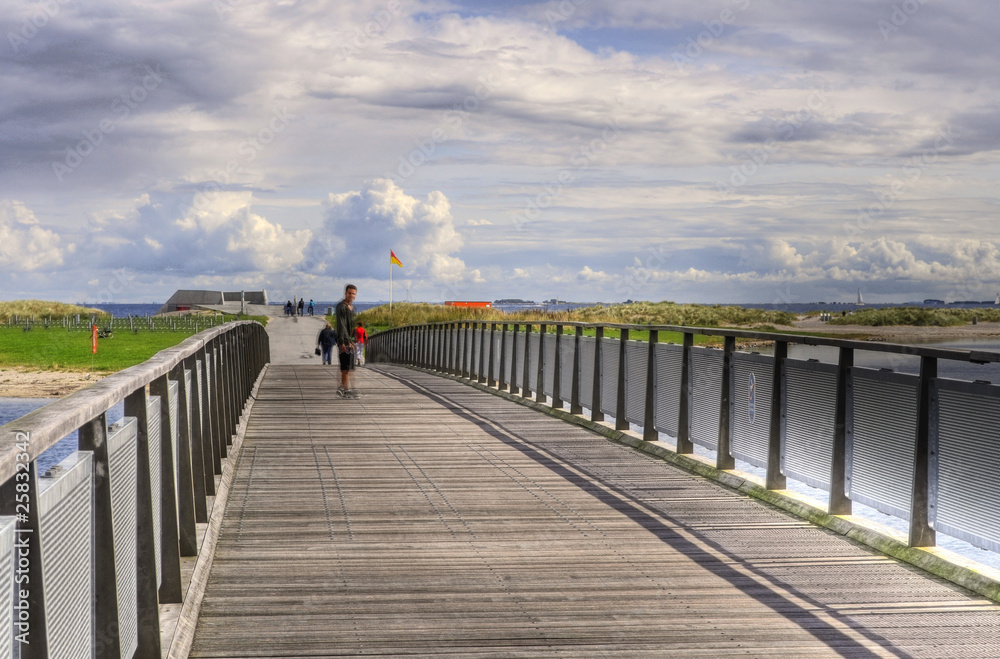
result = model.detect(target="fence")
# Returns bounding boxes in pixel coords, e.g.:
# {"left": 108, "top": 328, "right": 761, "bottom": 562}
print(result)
{"left": 5, "top": 313, "right": 236, "bottom": 333}
{"left": 0, "top": 321, "right": 268, "bottom": 658}
{"left": 368, "top": 321, "right": 1000, "bottom": 556}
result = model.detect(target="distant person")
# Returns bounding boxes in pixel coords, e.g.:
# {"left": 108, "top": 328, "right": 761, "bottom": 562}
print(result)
{"left": 317, "top": 321, "right": 337, "bottom": 366}
{"left": 297, "top": 298, "right": 304, "bottom": 316}
{"left": 354, "top": 321, "right": 367, "bottom": 366}
{"left": 308, "top": 299, "right": 315, "bottom": 316}
{"left": 336, "top": 284, "right": 359, "bottom": 398}
{"left": 284, "top": 300, "right": 292, "bottom": 316}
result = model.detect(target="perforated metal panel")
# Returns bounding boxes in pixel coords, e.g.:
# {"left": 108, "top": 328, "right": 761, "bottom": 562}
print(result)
{"left": 514, "top": 332, "right": 527, "bottom": 388}
{"left": 689, "top": 348, "right": 723, "bottom": 450}
{"left": 464, "top": 328, "right": 474, "bottom": 374}
{"left": 624, "top": 341, "right": 648, "bottom": 425}
{"left": 0, "top": 516, "right": 15, "bottom": 659}
{"left": 931, "top": 378, "right": 1000, "bottom": 551}
{"left": 654, "top": 343, "right": 683, "bottom": 437}
{"left": 578, "top": 336, "right": 596, "bottom": 408}
{"left": 108, "top": 417, "right": 139, "bottom": 659}
{"left": 782, "top": 359, "right": 837, "bottom": 490}
{"left": 558, "top": 335, "right": 575, "bottom": 405}
{"left": 469, "top": 327, "right": 482, "bottom": 378}
{"left": 600, "top": 338, "right": 620, "bottom": 416}
{"left": 490, "top": 330, "right": 502, "bottom": 379}
{"left": 146, "top": 395, "right": 163, "bottom": 587}
{"left": 502, "top": 331, "right": 514, "bottom": 383}
{"left": 542, "top": 333, "right": 556, "bottom": 397}
{"left": 730, "top": 352, "right": 774, "bottom": 469}
{"left": 38, "top": 451, "right": 93, "bottom": 659}
{"left": 846, "top": 367, "right": 918, "bottom": 519}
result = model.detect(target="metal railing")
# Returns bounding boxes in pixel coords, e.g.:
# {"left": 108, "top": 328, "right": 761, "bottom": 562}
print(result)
{"left": 368, "top": 320, "right": 1000, "bottom": 556}
{"left": 0, "top": 321, "right": 269, "bottom": 658}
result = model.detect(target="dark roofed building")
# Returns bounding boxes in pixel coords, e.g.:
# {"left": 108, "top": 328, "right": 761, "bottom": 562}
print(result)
{"left": 157, "top": 289, "right": 268, "bottom": 314}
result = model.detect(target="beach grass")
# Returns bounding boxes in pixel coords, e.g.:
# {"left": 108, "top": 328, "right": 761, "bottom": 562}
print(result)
{"left": 0, "top": 300, "right": 109, "bottom": 322}
{"left": 827, "top": 307, "right": 1000, "bottom": 327}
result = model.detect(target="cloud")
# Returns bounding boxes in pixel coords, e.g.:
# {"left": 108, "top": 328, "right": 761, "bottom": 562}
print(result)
{"left": 305, "top": 178, "right": 476, "bottom": 283}
{"left": 0, "top": 200, "right": 72, "bottom": 271}
{"left": 84, "top": 192, "right": 311, "bottom": 275}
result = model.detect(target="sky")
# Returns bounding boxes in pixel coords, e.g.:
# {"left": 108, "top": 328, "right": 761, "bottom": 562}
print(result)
{"left": 2, "top": 0, "right": 1000, "bottom": 306}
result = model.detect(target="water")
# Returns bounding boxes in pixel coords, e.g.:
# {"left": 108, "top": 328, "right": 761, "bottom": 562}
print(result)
{"left": 79, "top": 303, "right": 163, "bottom": 317}
{"left": 0, "top": 397, "right": 123, "bottom": 476}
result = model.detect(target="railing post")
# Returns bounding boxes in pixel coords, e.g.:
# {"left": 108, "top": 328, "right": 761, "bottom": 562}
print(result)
{"left": 552, "top": 325, "right": 563, "bottom": 409}
{"left": 829, "top": 346, "right": 854, "bottom": 515}
{"left": 498, "top": 323, "right": 508, "bottom": 390}
{"left": 522, "top": 323, "right": 532, "bottom": 397}
{"left": 209, "top": 339, "right": 227, "bottom": 466}
{"left": 172, "top": 363, "right": 198, "bottom": 556}
{"left": 569, "top": 326, "right": 584, "bottom": 415}
{"left": 716, "top": 335, "right": 736, "bottom": 470}
{"left": 677, "top": 332, "right": 694, "bottom": 454}
{"left": 909, "top": 355, "right": 938, "bottom": 547}
{"left": 642, "top": 329, "right": 658, "bottom": 441}
{"left": 197, "top": 347, "right": 217, "bottom": 495}
{"left": 124, "top": 387, "right": 163, "bottom": 655}
{"left": 766, "top": 340, "right": 787, "bottom": 490}
{"left": 185, "top": 355, "right": 209, "bottom": 523}
{"left": 591, "top": 326, "right": 604, "bottom": 422}
{"left": 535, "top": 323, "right": 547, "bottom": 403}
{"left": 462, "top": 322, "right": 471, "bottom": 379}
{"left": 615, "top": 328, "right": 629, "bottom": 431}
{"left": 149, "top": 374, "right": 183, "bottom": 602}
{"left": 478, "top": 323, "right": 488, "bottom": 384}
{"left": 509, "top": 323, "right": 520, "bottom": 394}
{"left": 487, "top": 322, "right": 497, "bottom": 387}
{"left": 78, "top": 412, "right": 123, "bottom": 659}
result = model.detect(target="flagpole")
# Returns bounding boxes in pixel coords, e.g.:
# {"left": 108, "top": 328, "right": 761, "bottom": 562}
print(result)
{"left": 389, "top": 253, "right": 393, "bottom": 313}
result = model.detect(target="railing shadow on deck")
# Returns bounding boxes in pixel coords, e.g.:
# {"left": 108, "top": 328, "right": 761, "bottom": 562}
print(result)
{"left": 0, "top": 321, "right": 269, "bottom": 658}
{"left": 368, "top": 320, "right": 1000, "bottom": 601}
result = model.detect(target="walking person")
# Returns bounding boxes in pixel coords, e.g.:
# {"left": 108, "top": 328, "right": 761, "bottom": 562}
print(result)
{"left": 336, "top": 284, "right": 359, "bottom": 398}
{"left": 308, "top": 299, "right": 315, "bottom": 316}
{"left": 354, "top": 321, "right": 367, "bottom": 366}
{"left": 317, "top": 321, "right": 336, "bottom": 366}
{"left": 297, "top": 298, "right": 304, "bottom": 316}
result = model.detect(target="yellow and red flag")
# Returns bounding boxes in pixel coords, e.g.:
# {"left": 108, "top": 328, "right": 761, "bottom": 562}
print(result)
{"left": 390, "top": 250, "right": 403, "bottom": 267}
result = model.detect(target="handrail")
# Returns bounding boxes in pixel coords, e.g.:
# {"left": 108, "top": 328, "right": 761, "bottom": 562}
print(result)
{"left": 0, "top": 322, "right": 261, "bottom": 481}
{"left": 0, "top": 320, "right": 269, "bottom": 658}
{"left": 367, "top": 319, "right": 1000, "bottom": 562}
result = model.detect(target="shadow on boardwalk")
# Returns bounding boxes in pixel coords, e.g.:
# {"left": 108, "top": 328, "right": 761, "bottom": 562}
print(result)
{"left": 190, "top": 364, "right": 1000, "bottom": 658}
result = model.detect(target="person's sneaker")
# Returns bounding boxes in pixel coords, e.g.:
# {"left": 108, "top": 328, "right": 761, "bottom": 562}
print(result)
{"left": 337, "top": 387, "right": 348, "bottom": 398}
{"left": 346, "top": 389, "right": 361, "bottom": 399}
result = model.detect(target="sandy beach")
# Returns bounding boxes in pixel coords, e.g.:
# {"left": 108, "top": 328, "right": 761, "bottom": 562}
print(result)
{"left": 4, "top": 319, "right": 1000, "bottom": 399}
{"left": 1, "top": 367, "right": 106, "bottom": 398}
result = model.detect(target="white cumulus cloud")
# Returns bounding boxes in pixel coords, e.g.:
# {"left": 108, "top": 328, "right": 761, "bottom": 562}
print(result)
{"left": 0, "top": 200, "right": 72, "bottom": 271}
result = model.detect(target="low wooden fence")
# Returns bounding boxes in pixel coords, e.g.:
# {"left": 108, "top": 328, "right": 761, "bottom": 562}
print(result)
{"left": 369, "top": 321, "right": 1000, "bottom": 556}
{"left": 0, "top": 321, "right": 268, "bottom": 658}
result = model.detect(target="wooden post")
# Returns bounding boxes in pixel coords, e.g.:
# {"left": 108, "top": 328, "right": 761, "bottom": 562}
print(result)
{"left": 149, "top": 374, "right": 183, "bottom": 602}
{"left": 643, "top": 329, "right": 658, "bottom": 442}
{"left": 829, "top": 346, "right": 854, "bottom": 515}
{"left": 909, "top": 355, "right": 938, "bottom": 547}
{"left": 766, "top": 340, "right": 788, "bottom": 490}
{"left": 592, "top": 326, "right": 605, "bottom": 422}
{"left": 615, "top": 328, "right": 629, "bottom": 431}
{"left": 716, "top": 336, "right": 736, "bottom": 470}
{"left": 676, "top": 332, "right": 694, "bottom": 454}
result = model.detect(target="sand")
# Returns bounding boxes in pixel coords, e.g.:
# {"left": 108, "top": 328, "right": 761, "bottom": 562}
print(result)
{"left": 4, "top": 319, "right": 1000, "bottom": 399}
{"left": 0, "top": 367, "right": 106, "bottom": 398}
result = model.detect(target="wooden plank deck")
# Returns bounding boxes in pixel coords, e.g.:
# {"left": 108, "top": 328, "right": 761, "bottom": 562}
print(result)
{"left": 189, "top": 364, "right": 1000, "bottom": 657}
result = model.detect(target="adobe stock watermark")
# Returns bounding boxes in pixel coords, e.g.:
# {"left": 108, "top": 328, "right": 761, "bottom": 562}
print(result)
{"left": 844, "top": 124, "right": 954, "bottom": 240}
{"left": 877, "top": 0, "right": 927, "bottom": 41}
{"left": 334, "top": 0, "right": 403, "bottom": 57}
{"left": 7, "top": 0, "right": 74, "bottom": 54}
{"left": 673, "top": 0, "right": 751, "bottom": 72}
{"left": 617, "top": 246, "right": 669, "bottom": 299}
{"left": 52, "top": 66, "right": 165, "bottom": 182}
{"left": 510, "top": 117, "right": 623, "bottom": 232}
{"left": 384, "top": 74, "right": 499, "bottom": 182}
{"left": 185, "top": 107, "right": 295, "bottom": 215}
{"left": 543, "top": 0, "right": 589, "bottom": 28}
{"left": 716, "top": 87, "right": 828, "bottom": 194}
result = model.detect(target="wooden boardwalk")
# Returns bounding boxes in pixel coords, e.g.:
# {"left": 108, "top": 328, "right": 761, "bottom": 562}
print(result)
{"left": 189, "top": 364, "right": 1000, "bottom": 657}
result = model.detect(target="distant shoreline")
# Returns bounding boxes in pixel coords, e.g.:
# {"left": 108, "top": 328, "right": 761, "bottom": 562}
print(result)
{"left": 5, "top": 320, "right": 1000, "bottom": 399}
